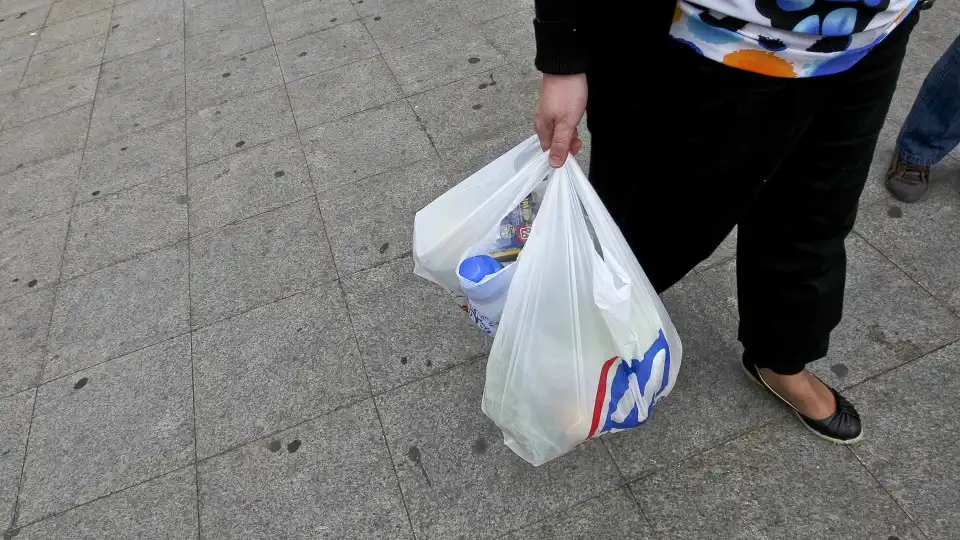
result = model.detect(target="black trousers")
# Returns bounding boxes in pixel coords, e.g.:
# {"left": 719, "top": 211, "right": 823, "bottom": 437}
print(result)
{"left": 585, "top": 12, "right": 919, "bottom": 375}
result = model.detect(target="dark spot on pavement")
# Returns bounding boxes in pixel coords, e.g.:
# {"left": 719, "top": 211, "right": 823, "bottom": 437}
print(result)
{"left": 15, "top": 163, "right": 23, "bottom": 169}
{"left": 373, "top": 16, "right": 380, "bottom": 20}
{"left": 92, "top": 190, "right": 100, "bottom": 196}
{"left": 407, "top": 446, "right": 421, "bottom": 462}
{"left": 379, "top": 242, "right": 389, "bottom": 253}
{"left": 73, "top": 377, "right": 88, "bottom": 389}
{"left": 478, "top": 83, "right": 487, "bottom": 89}
{"left": 830, "top": 363, "right": 849, "bottom": 377}
{"left": 467, "top": 57, "right": 480, "bottom": 64}
{"left": 298, "top": 51, "right": 307, "bottom": 57}
{"left": 489, "top": 80, "right": 496, "bottom": 86}
{"left": 867, "top": 324, "right": 887, "bottom": 345}
{"left": 27, "top": 279, "right": 37, "bottom": 288}
{"left": 471, "top": 438, "right": 487, "bottom": 455}
{"left": 357, "top": 0, "right": 363, "bottom": 3}
{"left": 4, "top": 526, "right": 20, "bottom": 538}
{"left": 472, "top": 103, "right": 482, "bottom": 110}
{"left": 274, "top": 170, "right": 285, "bottom": 178}
{"left": 240, "top": 56, "right": 247, "bottom": 61}
{"left": 133, "top": 123, "right": 139, "bottom": 127}
{"left": 67, "top": 84, "right": 75, "bottom": 90}
{"left": 120, "top": 146, "right": 127, "bottom": 151}
{"left": 400, "top": 356, "right": 408, "bottom": 364}
{"left": 176, "top": 195, "right": 189, "bottom": 205}
{"left": 222, "top": 72, "right": 230, "bottom": 78}
{"left": 425, "top": 358, "right": 433, "bottom": 367}
{"left": 267, "top": 439, "right": 282, "bottom": 452}
{"left": 296, "top": 327, "right": 303, "bottom": 332}
{"left": 332, "top": 17, "right": 339, "bottom": 21}
{"left": 112, "top": 23, "right": 119, "bottom": 29}
{"left": 17, "top": 11, "right": 26, "bottom": 18}
{"left": 235, "top": 140, "right": 245, "bottom": 148}
{"left": 287, "top": 439, "right": 302, "bottom": 453}
{"left": 114, "top": 75, "right": 120, "bottom": 80}
{"left": 11, "top": 278, "right": 18, "bottom": 282}
{"left": 214, "top": 110, "right": 221, "bottom": 115}
{"left": 887, "top": 205, "right": 902, "bottom": 218}
{"left": 888, "top": 536, "right": 900, "bottom": 540}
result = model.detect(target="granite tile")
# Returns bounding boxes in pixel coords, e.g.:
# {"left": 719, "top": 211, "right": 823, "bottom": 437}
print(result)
{"left": 192, "top": 283, "right": 368, "bottom": 457}
{"left": 0, "top": 210, "right": 69, "bottom": 303}
{"left": 476, "top": 7, "right": 535, "bottom": 72}
{"left": 87, "top": 73, "right": 185, "bottom": 147}
{"left": 103, "top": 0, "right": 183, "bottom": 61}
{"left": 0, "top": 3, "right": 48, "bottom": 40}
{"left": 0, "top": 151, "right": 79, "bottom": 231}
{"left": 362, "top": 0, "right": 469, "bottom": 52}
{"left": 376, "top": 360, "right": 622, "bottom": 539}
{"left": 0, "top": 103, "right": 90, "bottom": 175}
{"left": 47, "top": 0, "right": 112, "bottom": 24}
{"left": 383, "top": 27, "right": 506, "bottom": 95}
{"left": 185, "top": 44, "right": 281, "bottom": 112}
{"left": 274, "top": 20, "right": 377, "bottom": 82}
{"left": 197, "top": 400, "right": 410, "bottom": 539}
{"left": 2, "top": 65, "right": 98, "bottom": 129}
{"left": 97, "top": 39, "right": 184, "bottom": 99}
{"left": 35, "top": 8, "right": 110, "bottom": 53}
{"left": 285, "top": 54, "right": 401, "bottom": 130}
{"left": 0, "top": 31, "right": 37, "bottom": 64}
{"left": 185, "top": 0, "right": 263, "bottom": 38}
{"left": 453, "top": 0, "right": 532, "bottom": 24}
{"left": 62, "top": 172, "right": 188, "bottom": 279}
{"left": 20, "top": 34, "right": 104, "bottom": 87}
{"left": 301, "top": 100, "right": 434, "bottom": 189}
{"left": 44, "top": 244, "right": 190, "bottom": 380}
{"left": 0, "top": 56, "right": 27, "bottom": 94}
{"left": 186, "top": 84, "right": 295, "bottom": 165}
{"left": 500, "top": 489, "right": 655, "bottom": 540}
{"left": 17, "top": 336, "right": 194, "bottom": 524}
{"left": 0, "top": 289, "right": 54, "bottom": 397}
{"left": 265, "top": 0, "right": 357, "bottom": 43}
{"left": 187, "top": 134, "right": 312, "bottom": 234}
{"left": 342, "top": 256, "right": 490, "bottom": 392}
{"left": 0, "top": 389, "right": 34, "bottom": 529}
{"left": 184, "top": 15, "right": 272, "bottom": 71}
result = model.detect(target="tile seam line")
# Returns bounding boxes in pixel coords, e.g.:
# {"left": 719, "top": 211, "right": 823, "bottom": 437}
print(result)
{"left": 178, "top": 0, "right": 202, "bottom": 536}
{"left": 845, "top": 446, "right": 933, "bottom": 540}
{"left": 27, "top": 7, "right": 113, "bottom": 57}
{"left": 851, "top": 229, "right": 960, "bottom": 318}
{"left": 6, "top": 0, "right": 106, "bottom": 529}
{"left": 9, "top": 1, "right": 49, "bottom": 94}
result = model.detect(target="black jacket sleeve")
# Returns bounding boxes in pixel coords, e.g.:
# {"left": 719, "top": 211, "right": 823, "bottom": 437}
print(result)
{"left": 533, "top": 0, "right": 588, "bottom": 74}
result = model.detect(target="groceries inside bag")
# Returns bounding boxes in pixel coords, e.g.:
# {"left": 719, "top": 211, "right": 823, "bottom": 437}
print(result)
{"left": 412, "top": 136, "right": 682, "bottom": 465}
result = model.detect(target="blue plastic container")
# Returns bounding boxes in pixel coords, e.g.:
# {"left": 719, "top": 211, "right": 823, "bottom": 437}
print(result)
{"left": 458, "top": 255, "right": 503, "bottom": 283}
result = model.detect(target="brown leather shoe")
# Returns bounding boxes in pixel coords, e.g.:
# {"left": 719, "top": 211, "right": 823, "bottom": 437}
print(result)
{"left": 886, "top": 150, "right": 930, "bottom": 203}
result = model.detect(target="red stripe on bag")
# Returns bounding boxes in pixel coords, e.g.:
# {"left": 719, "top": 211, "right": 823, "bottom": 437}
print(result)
{"left": 587, "top": 356, "right": 619, "bottom": 439}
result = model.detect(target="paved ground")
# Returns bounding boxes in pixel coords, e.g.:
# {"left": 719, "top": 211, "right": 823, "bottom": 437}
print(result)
{"left": 0, "top": 0, "right": 958, "bottom": 537}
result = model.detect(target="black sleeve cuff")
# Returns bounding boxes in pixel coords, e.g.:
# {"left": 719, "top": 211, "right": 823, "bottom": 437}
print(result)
{"left": 533, "top": 18, "right": 589, "bottom": 75}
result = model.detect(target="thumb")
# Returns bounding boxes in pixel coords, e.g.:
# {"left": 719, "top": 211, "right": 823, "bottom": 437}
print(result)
{"left": 549, "top": 123, "right": 575, "bottom": 168}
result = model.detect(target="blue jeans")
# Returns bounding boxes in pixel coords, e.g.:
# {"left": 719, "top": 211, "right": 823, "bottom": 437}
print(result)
{"left": 899, "top": 33, "right": 960, "bottom": 166}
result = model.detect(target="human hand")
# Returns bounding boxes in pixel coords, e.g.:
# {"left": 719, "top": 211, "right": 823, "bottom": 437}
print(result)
{"left": 534, "top": 73, "right": 587, "bottom": 167}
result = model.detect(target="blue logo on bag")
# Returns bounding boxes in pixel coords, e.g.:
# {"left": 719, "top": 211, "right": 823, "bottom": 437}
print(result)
{"left": 587, "top": 330, "right": 672, "bottom": 438}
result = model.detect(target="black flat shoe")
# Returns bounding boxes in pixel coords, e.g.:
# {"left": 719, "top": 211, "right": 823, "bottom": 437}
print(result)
{"left": 742, "top": 357, "right": 863, "bottom": 444}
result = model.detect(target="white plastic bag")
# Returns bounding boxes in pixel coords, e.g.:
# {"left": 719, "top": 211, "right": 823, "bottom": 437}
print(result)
{"left": 413, "top": 136, "right": 682, "bottom": 466}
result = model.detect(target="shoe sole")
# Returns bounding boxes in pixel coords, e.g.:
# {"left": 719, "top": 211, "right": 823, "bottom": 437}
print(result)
{"left": 740, "top": 363, "right": 863, "bottom": 446}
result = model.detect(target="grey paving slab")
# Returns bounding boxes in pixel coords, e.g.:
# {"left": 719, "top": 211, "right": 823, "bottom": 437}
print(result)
{"left": 0, "top": 151, "right": 79, "bottom": 231}
{"left": 602, "top": 275, "right": 783, "bottom": 479}
{"left": 0, "top": 389, "right": 34, "bottom": 529}
{"left": 274, "top": 20, "right": 378, "bottom": 82}
{"left": 15, "top": 468, "right": 198, "bottom": 540}
{"left": 185, "top": 0, "right": 263, "bottom": 38}
{"left": 17, "top": 336, "right": 194, "bottom": 525}
{"left": 187, "top": 134, "right": 312, "bottom": 235}
{"left": 0, "top": 103, "right": 89, "bottom": 175}
{"left": 261, "top": 0, "right": 302, "bottom": 13}
{"left": 44, "top": 244, "right": 189, "bottom": 380}
{"left": 477, "top": 7, "right": 534, "bottom": 72}
{"left": 632, "top": 417, "right": 924, "bottom": 540}
{"left": 699, "top": 235, "right": 960, "bottom": 390}
{"left": 197, "top": 399, "right": 410, "bottom": 539}
{"left": 103, "top": 0, "right": 183, "bottom": 62}
{"left": 46, "top": 0, "right": 112, "bottom": 24}
{"left": 383, "top": 27, "right": 507, "bottom": 95}
{"left": 77, "top": 118, "right": 186, "bottom": 202}
{"left": 695, "top": 226, "right": 737, "bottom": 272}
{"left": 318, "top": 158, "right": 453, "bottom": 275}
{"left": 265, "top": 0, "right": 357, "bottom": 44}
{"left": 285, "top": 54, "right": 401, "bottom": 130}
{"left": 62, "top": 172, "right": 188, "bottom": 279}
{"left": 856, "top": 166, "right": 960, "bottom": 314}
{"left": 376, "top": 359, "right": 622, "bottom": 539}
{"left": 184, "top": 15, "right": 272, "bottom": 71}
{"left": 21, "top": 34, "right": 104, "bottom": 87}
{"left": 2, "top": 65, "right": 98, "bottom": 129}
{"left": 0, "top": 0, "right": 49, "bottom": 17}
{"left": 189, "top": 198, "right": 336, "bottom": 328}
{"left": 87, "top": 73, "right": 185, "bottom": 147}
{"left": 453, "top": 0, "right": 532, "bottom": 24}
{"left": 0, "top": 210, "right": 68, "bottom": 304}
{"left": 97, "top": 39, "right": 184, "bottom": 99}
{"left": 35, "top": 8, "right": 110, "bottom": 53}
{"left": 362, "top": 0, "right": 469, "bottom": 52}
{"left": 0, "top": 3, "right": 48, "bottom": 40}
{"left": 342, "top": 256, "right": 490, "bottom": 392}
{"left": 500, "top": 489, "right": 654, "bottom": 540}
{"left": 0, "top": 31, "right": 37, "bottom": 64}
{"left": 0, "top": 56, "right": 26, "bottom": 94}
{"left": 848, "top": 342, "right": 960, "bottom": 540}
{"left": 186, "top": 84, "right": 295, "bottom": 166}
{"left": 301, "top": 100, "right": 434, "bottom": 190}
{"left": 192, "top": 283, "right": 367, "bottom": 458}
{"left": 409, "top": 65, "right": 534, "bottom": 156}
{"left": 0, "top": 289, "right": 54, "bottom": 397}
{"left": 185, "top": 44, "right": 281, "bottom": 112}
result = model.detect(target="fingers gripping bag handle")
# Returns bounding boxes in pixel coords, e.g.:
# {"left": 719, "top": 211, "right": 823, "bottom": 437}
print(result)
{"left": 412, "top": 136, "right": 552, "bottom": 295}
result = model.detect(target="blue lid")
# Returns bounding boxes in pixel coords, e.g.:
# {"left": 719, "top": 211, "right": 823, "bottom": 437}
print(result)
{"left": 458, "top": 255, "right": 503, "bottom": 283}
